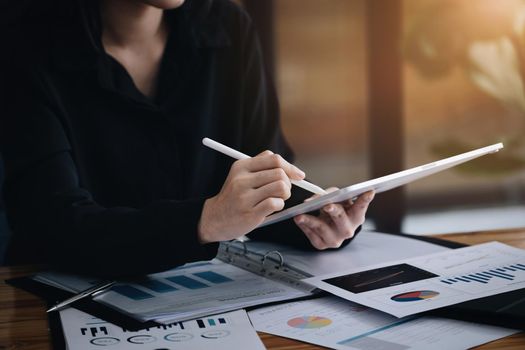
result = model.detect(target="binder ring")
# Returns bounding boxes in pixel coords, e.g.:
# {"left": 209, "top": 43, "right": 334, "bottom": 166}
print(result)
{"left": 262, "top": 250, "right": 284, "bottom": 269}
{"left": 225, "top": 239, "right": 248, "bottom": 256}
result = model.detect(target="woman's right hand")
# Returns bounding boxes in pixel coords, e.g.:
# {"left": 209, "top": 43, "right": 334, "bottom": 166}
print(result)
{"left": 198, "top": 151, "right": 305, "bottom": 243}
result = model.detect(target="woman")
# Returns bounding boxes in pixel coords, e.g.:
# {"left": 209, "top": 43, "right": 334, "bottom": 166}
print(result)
{"left": 0, "top": 0, "right": 373, "bottom": 276}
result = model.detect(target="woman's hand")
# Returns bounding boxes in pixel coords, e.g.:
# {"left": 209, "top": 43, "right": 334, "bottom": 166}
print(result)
{"left": 198, "top": 151, "right": 305, "bottom": 243}
{"left": 293, "top": 189, "right": 375, "bottom": 250}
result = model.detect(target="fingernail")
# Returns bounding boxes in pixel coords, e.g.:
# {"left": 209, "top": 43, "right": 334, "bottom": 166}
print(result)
{"left": 294, "top": 166, "right": 306, "bottom": 178}
{"left": 295, "top": 216, "right": 306, "bottom": 224}
{"left": 365, "top": 192, "right": 375, "bottom": 202}
{"left": 325, "top": 205, "right": 335, "bottom": 213}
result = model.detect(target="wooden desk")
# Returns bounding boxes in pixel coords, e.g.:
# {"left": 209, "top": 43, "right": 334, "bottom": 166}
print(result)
{"left": 1, "top": 229, "right": 525, "bottom": 350}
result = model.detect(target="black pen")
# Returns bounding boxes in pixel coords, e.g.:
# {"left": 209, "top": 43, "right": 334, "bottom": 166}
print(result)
{"left": 46, "top": 281, "right": 116, "bottom": 313}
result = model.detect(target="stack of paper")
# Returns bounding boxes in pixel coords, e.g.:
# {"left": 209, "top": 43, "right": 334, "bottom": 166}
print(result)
{"left": 34, "top": 229, "right": 523, "bottom": 350}
{"left": 36, "top": 259, "right": 310, "bottom": 324}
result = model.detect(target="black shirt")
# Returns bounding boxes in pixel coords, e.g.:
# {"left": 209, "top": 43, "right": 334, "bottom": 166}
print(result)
{"left": 0, "top": 0, "right": 317, "bottom": 277}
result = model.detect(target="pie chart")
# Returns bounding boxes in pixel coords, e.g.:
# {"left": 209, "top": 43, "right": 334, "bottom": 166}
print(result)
{"left": 287, "top": 316, "right": 332, "bottom": 329}
{"left": 391, "top": 290, "right": 439, "bottom": 302}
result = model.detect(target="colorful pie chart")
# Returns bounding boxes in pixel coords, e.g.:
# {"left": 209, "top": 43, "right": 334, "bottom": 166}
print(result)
{"left": 391, "top": 290, "right": 439, "bottom": 302}
{"left": 287, "top": 316, "right": 332, "bottom": 329}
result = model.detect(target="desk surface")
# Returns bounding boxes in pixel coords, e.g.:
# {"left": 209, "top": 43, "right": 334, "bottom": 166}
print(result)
{"left": 1, "top": 229, "right": 525, "bottom": 350}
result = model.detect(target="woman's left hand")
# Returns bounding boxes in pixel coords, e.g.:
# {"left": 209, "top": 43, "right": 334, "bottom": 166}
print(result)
{"left": 293, "top": 189, "right": 375, "bottom": 250}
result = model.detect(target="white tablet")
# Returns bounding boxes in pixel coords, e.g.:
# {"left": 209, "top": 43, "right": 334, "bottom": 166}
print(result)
{"left": 258, "top": 142, "right": 503, "bottom": 227}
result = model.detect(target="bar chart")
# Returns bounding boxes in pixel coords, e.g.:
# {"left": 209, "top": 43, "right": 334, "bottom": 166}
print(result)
{"left": 440, "top": 263, "right": 525, "bottom": 286}
{"left": 305, "top": 242, "right": 525, "bottom": 318}
{"left": 95, "top": 260, "right": 310, "bottom": 324}
{"left": 60, "top": 308, "right": 266, "bottom": 350}
{"left": 196, "top": 317, "right": 228, "bottom": 329}
{"left": 111, "top": 270, "right": 235, "bottom": 300}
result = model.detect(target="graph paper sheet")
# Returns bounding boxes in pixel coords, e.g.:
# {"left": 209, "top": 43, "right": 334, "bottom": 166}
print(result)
{"left": 305, "top": 241, "right": 525, "bottom": 318}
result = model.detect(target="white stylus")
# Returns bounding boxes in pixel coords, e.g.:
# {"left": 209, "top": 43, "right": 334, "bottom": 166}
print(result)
{"left": 202, "top": 137, "right": 327, "bottom": 195}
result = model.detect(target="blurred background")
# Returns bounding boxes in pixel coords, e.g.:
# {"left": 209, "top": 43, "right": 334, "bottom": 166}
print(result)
{"left": 241, "top": 0, "right": 525, "bottom": 235}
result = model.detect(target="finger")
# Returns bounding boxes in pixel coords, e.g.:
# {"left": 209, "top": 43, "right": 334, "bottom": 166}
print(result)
{"left": 294, "top": 215, "right": 327, "bottom": 250}
{"left": 246, "top": 153, "right": 305, "bottom": 180}
{"left": 251, "top": 179, "right": 292, "bottom": 206}
{"left": 322, "top": 203, "right": 355, "bottom": 240}
{"left": 351, "top": 191, "right": 375, "bottom": 211}
{"left": 325, "top": 187, "right": 339, "bottom": 193}
{"left": 230, "top": 151, "right": 272, "bottom": 174}
{"left": 248, "top": 168, "right": 291, "bottom": 189}
{"left": 347, "top": 191, "right": 375, "bottom": 225}
{"left": 296, "top": 214, "right": 342, "bottom": 248}
{"left": 342, "top": 198, "right": 355, "bottom": 211}
{"left": 254, "top": 197, "right": 285, "bottom": 217}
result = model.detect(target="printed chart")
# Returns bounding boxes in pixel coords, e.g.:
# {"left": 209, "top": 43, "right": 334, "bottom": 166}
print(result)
{"left": 287, "top": 316, "right": 332, "bottom": 329}
{"left": 305, "top": 242, "right": 525, "bottom": 317}
{"left": 440, "top": 263, "right": 525, "bottom": 286}
{"left": 248, "top": 296, "right": 517, "bottom": 350}
{"left": 391, "top": 291, "right": 440, "bottom": 302}
{"left": 110, "top": 270, "right": 235, "bottom": 301}
{"left": 94, "top": 260, "right": 308, "bottom": 323}
{"left": 60, "top": 308, "right": 265, "bottom": 350}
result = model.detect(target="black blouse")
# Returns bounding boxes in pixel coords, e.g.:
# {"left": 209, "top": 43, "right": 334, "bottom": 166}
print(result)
{"left": 1, "top": 0, "right": 359, "bottom": 277}
{"left": 1, "top": 0, "right": 321, "bottom": 277}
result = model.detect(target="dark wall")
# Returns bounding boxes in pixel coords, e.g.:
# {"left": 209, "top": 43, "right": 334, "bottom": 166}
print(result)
{"left": 0, "top": 157, "right": 7, "bottom": 265}
{"left": 0, "top": 21, "right": 7, "bottom": 262}
{"left": 0, "top": 1, "right": 23, "bottom": 264}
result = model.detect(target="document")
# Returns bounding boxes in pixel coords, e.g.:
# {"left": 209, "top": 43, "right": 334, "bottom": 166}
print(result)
{"left": 33, "top": 231, "right": 451, "bottom": 324}
{"left": 39, "top": 259, "right": 310, "bottom": 324}
{"left": 248, "top": 295, "right": 518, "bottom": 350}
{"left": 60, "top": 308, "right": 265, "bottom": 350}
{"left": 243, "top": 231, "right": 449, "bottom": 277}
{"left": 96, "top": 260, "right": 310, "bottom": 324}
{"left": 305, "top": 241, "right": 525, "bottom": 317}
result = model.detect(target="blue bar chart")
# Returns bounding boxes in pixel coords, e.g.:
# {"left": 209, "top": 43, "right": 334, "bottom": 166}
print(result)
{"left": 440, "top": 263, "right": 525, "bottom": 286}
{"left": 137, "top": 279, "right": 178, "bottom": 293}
{"left": 166, "top": 276, "right": 209, "bottom": 289}
{"left": 111, "top": 285, "right": 154, "bottom": 300}
{"left": 194, "top": 271, "right": 234, "bottom": 284}
{"left": 111, "top": 270, "right": 235, "bottom": 300}
{"left": 196, "top": 317, "right": 228, "bottom": 329}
